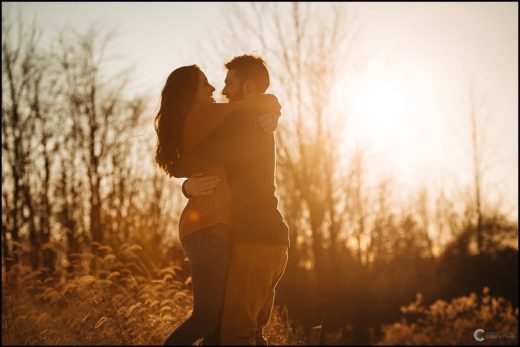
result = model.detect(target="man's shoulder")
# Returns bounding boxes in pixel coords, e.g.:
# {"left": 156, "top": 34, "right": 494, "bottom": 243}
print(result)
{"left": 229, "top": 109, "right": 257, "bottom": 118}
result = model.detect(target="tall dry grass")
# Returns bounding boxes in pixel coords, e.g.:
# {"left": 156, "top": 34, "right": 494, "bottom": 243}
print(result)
{"left": 2, "top": 241, "right": 303, "bottom": 345}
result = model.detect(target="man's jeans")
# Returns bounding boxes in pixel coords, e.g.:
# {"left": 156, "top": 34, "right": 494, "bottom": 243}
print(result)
{"left": 163, "top": 224, "right": 231, "bottom": 346}
{"left": 220, "top": 241, "right": 288, "bottom": 345}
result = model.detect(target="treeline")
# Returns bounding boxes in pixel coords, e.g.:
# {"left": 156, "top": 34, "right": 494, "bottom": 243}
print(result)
{"left": 2, "top": 20, "right": 183, "bottom": 275}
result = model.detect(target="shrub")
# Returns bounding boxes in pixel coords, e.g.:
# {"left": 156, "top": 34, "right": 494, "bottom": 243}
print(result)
{"left": 378, "top": 287, "right": 518, "bottom": 345}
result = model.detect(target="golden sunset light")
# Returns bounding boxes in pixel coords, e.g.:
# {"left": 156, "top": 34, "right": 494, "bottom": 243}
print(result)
{"left": 2, "top": 2, "right": 517, "bottom": 346}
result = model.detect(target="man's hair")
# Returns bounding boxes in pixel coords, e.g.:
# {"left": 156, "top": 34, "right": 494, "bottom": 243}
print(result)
{"left": 225, "top": 54, "right": 270, "bottom": 93}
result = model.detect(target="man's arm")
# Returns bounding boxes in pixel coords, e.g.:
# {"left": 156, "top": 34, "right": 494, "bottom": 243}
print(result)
{"left": 185, "top": 95, "right": 280, "bottom": 152}
{"left": 181, "top": 174, "right": 221, "bottom": 198}
{"left": 172, "top": 111, "right": 270, "bottom": 178}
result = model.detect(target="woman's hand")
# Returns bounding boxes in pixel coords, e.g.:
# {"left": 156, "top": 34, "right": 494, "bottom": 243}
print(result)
{"left": 247, "top": 93, "right": 281, "bottom": 114}
{"left": 258, "top": 112, "right": 281, "bottom": 133}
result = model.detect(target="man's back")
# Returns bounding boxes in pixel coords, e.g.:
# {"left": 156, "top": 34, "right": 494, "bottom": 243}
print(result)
{"left": 223, "top": 111, "right": 289, "bottom": 246}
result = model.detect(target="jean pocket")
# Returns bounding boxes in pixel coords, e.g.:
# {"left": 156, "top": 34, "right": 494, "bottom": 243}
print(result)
{"left": 202, "top": 225, "right": 230, "bottom": 251}
{"left": 181, "top": 232, "right": 201, "bottom": 260}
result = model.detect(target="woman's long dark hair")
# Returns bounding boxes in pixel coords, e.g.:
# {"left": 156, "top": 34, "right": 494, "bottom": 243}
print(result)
{"left": 155, "top": 65, "right": 201, "bottom": 177}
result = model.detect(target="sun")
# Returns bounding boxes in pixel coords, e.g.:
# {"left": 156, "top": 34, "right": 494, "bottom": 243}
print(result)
{"left": 333, "top": 73, "right": 414, "bottom": 160}
{"left": 332, "top": 67, "right": 454, "bottom": 199}
{"left": 350, "top": 76, "right": 409, "bottom": 148}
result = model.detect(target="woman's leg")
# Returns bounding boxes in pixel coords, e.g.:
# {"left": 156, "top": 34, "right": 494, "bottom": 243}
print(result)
{"left": 163, "top": 225, "right": 231, "bottom": 346}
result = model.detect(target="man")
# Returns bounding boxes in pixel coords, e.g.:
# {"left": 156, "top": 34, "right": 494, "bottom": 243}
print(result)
{"left": 173, "top": 54, "right": 290, "bottom": 346}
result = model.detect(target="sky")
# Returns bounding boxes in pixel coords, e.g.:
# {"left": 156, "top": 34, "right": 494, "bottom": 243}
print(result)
{"left": 3, "top": 2, "right": 518, "bottom": 219}
{"left": 337, "top": 2, "right": 518, "bottom": 213}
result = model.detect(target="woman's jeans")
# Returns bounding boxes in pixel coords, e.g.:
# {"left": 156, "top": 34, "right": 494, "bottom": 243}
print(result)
{"left": 163, "top": 224, "right": 231, "bottom": 346}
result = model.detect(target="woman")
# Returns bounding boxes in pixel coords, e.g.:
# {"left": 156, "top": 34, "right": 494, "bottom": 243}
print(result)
{"left": 154, "top": 65, "right": 280, "bottom": 345}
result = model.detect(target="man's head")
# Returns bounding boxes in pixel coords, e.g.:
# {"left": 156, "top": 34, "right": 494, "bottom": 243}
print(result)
{"left": 222, "top": 54, "right": 270, "bottom": 102}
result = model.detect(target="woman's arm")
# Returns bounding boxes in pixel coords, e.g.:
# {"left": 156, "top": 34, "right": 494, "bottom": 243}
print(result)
{"left": 198, "top": 93, "right": 280, "bottom": 121}
{"left": 173, "top": 111, "right": 271, "bottom": 178}
{"left": 183, "top": 94, "right": 281, "bottom": 151}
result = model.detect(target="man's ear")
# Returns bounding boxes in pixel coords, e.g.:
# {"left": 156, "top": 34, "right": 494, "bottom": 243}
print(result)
{"left": 243, "top": 80, "right": 256, "bottom": 94}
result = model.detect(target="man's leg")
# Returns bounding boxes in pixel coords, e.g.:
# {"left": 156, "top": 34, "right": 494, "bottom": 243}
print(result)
{"left": 220, "top": 242, "right": 288, "bottom": 345}
{"left": 254, "top": 289, "right": 274, "bottom": 346}
{"left": 255, "top": 250, "right": 287, "bottom": 346}
{"left": 202, "top": 326, "right": 220, "bottom": 346}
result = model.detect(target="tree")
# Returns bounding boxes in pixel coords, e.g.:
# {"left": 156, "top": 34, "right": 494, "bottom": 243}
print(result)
{"left": 467, "top": 81, "right": 486, "bottom": 254}
{"left": 53, "top": 25, "right": 143, "bottom": 245}
{"left": 2, "top": 15, "right": 46, "bottom": 269}
{"left": 456, "top": 80, "right": 516, "bottom": 254}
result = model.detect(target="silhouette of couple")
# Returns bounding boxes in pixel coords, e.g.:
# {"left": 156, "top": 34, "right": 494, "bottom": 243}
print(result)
{"left": 155, "top": 55, "right": 290, "bottom": 346}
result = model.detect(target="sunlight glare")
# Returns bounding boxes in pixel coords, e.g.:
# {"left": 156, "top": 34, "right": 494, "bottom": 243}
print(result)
{"left": 351, "top": 76, "right": 409, "bottom": 148}
{"left": 333, "top": 69, "right": 427, "bottom": 193}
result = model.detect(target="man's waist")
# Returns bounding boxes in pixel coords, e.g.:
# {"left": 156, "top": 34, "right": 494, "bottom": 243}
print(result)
{"left": 231, "top": 194, "right": 278, "bottom": 208}
{"left": 233, "top": 239, "right": 288, "bottom": 251}
{"left": 232, "top": 215, "right": 289, "bottom": 239}
{"left": 232, "top": 226, "right": 289, "bottom": 245}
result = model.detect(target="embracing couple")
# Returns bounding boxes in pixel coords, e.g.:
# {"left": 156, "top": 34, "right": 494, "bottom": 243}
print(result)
{"left": 154, "top": 54, "right": 290, "bottom": 345}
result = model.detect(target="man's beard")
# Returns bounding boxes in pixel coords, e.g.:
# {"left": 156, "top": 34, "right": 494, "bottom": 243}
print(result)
{"left": 228, "top": 89, "right": 245, "bottom": 102}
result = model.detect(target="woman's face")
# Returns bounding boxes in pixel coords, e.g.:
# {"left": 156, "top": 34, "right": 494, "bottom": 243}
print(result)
{"left": 194, "top": 71, "right": 215, "bottom": 105}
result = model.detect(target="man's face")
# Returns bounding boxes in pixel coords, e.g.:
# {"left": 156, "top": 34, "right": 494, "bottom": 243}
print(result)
{"left": 222, "top": 69, "right": 244, "bottom": 102}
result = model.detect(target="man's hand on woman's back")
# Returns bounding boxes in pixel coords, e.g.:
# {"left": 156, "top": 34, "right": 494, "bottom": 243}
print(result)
{"left": 182, "top": 173, "right": 220, "bottom": 198}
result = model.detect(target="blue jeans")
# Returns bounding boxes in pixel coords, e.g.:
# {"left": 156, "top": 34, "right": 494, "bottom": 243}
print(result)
{"left": 163, "top": 224, "right": 231, "bottom": 346}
